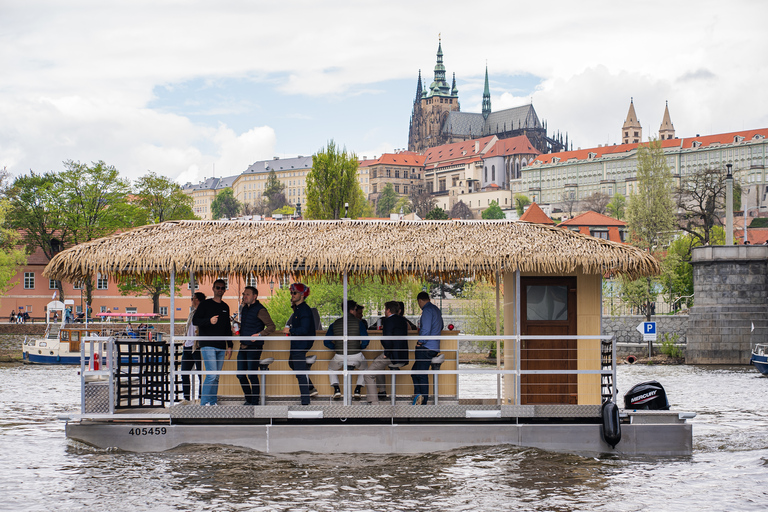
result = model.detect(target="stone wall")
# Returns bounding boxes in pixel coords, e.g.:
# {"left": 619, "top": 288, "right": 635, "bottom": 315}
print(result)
{"left": 602, "top": 315, "right": 688, "bottom": 360}
{"left": 687, "top": 245, "right": 768, "bottom": 364}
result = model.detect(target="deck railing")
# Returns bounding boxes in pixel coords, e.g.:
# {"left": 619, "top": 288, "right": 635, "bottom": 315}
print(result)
{"left": 80, "top": 333, "right": 618, "bottom": 411}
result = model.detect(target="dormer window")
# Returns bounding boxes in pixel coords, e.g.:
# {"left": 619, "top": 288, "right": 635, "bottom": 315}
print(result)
{"left": 692, "top": 141, "right": 702, "bottom": 148}
{"left": 734, "top": 135, "right": 745, "bottom": 143}
{"left": 552, "top": 157, "right": 560, "bottom": 163}
{"left": 753, "top": 134, "right": 764, "bottom": 140}
{"left": 588, "top": 152, "right": 597, "bottom": 159}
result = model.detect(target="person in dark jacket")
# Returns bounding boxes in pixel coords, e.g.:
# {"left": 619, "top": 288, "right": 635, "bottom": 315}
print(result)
{"left": 324, "top": 300, "right": 369, "bottom": 399}
{"left": 283, "top": 283, "right": 315, "bottom": 405}
{"left": 192, "top": 279, "right": 233, "bottom": 406}
{"left": 237, "top": 286, "right": 275, "bottom": 405}
{"left": 398, "top": 301, "right": 419, "bottom": 330}
{"left": 364, "top": 301, "right": 409, "bottom": 404}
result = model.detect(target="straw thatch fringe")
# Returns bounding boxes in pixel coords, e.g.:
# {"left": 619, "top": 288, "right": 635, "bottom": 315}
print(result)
{"left": 43, "top": 219, "right": 660, "bottom": 282}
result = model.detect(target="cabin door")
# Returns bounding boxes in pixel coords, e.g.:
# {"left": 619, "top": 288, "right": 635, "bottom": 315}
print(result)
{"left": 520, "top": 277, "right": 577, "bottom": 404}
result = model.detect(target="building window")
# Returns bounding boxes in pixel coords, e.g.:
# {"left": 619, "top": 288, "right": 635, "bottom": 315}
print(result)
{"left": 485, "top": 167, "right": 488, "bottom": 181}
{"left": 395, "top": 185, "right": 400, "bottom": 193}
{"left": 100, "top": 306, "right": 108, "bottom": 313}
{"left": 187, "top": 281, "right": 199, "bottom": 290}
{"left": 49, "top": 279, "right": 60, "bottom": 290}
{"left": 395, "top": 169, "right": 400, "bottom": 178}
{"left": 96, "top": 273, "right": 108, "bottom": 290}
{"left": 492, "top": 165, "right": 495, "bottom": 181}
{"left": 159, "top": 306, "right": 168, "bottom": 316}
{"left": 24, "top": 272, "right": 34, "bottom": 289}
{"left": 126, "top": 307, "right": 137, "bottom": 314}
{"left": 73, "top": 281, "right": 83, "bottom": 290}
{"left": 386, "top": 169, "right": 391, "bottom": 178}
{"left": 590, "top": 230, "right": 609, "bottom": 240}
{"left": 403, "top": 185, "right": 408, "bottom": 194}
{"left": 248, "top": 274, "right": 258, "bottom": 287}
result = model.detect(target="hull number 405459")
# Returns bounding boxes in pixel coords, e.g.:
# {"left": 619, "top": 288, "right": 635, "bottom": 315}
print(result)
{"left": 128, "top": 427, "right": 167, "bottom": 436}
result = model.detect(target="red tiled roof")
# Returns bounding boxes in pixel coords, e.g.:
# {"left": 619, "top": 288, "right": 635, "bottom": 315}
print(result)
{"left": 483, "top": 135, "right": 540, "bottom": 158}
{"left": 737, "top": 227, "right": 768, "bottom": 245}
{"left": 359, "top": 152, "right": 425, "bottom": 168}
{"left": 532, "top": 128, "right": 768, "bottom": 166}
{"left": 519, "top": 202, "right": 555, "bottom": 224}
{"left": 560, "top": 211, "right": 626, "bottom": 227}
{"left": 424, "top": 136, "right": 497, "bottom": 166}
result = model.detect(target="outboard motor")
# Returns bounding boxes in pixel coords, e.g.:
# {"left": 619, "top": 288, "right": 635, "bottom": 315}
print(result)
{"left": 623, "top": 380, "right": 670, "bottom": 410}
{"left": 601, "top": 400, "right": 621, "bottom": 449}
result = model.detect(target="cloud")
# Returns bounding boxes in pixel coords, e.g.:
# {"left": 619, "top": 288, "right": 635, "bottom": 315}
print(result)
{"left": 677, "top": 69, "right": 717, "bottom": 82}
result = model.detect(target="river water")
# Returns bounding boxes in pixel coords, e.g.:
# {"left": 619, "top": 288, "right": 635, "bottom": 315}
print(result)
{"left": 1, "top": 363, "right": 767, "bottom": 511}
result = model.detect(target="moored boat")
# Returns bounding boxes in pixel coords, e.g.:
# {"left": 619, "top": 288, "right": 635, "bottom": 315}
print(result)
{"left": 750, "top": 344, "right": 768, "bottom": 375}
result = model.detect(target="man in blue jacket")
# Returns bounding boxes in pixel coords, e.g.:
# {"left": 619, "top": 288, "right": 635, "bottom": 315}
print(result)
{"left": 237, "top": 286, "right": 275, "bottom": 405}
{"left": 412, "top": 291, "right": 443, "bottom": 405}
{"left": 283, "top": 283, "right": 315, "bottom": 405}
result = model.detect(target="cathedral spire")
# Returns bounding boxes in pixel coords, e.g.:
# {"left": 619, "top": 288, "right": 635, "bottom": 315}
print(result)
{"left": 434, "top": 36, "right": 446, "bottom": 86}
{"left": 451, "top": 72, "right": 458, "bottom": 95}
{"left": 415, "top": 69, "right": 423, "bottom": 102}
{"left": 482, "top": 64, "right": 491, "bottom": 120}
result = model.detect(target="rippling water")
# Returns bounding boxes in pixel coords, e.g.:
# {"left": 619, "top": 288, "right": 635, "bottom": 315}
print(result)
{"left": 1, "top": 363, "right": 767, "bottom": 511}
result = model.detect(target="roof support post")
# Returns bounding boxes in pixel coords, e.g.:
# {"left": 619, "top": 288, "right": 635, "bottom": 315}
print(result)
{"left": 169, "top": 269, "right": 176, "bottom": 404}
{"left": 342, "top": 270, "right": 349, "bottom": 405}
{"left": 495, "top": 270, "right": 501, "bottom": 405}
{"left": 515, "top": 269, "right": 521, "bottom": 405}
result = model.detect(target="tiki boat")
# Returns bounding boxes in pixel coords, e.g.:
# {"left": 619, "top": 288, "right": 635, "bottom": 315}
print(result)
{"left": 45, "top": 219, "right": 695, "bottom": 456}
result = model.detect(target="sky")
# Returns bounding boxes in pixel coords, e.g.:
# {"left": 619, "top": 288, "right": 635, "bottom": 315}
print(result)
{"left": 2, "top": 0, "right": 767, "bottom": 186}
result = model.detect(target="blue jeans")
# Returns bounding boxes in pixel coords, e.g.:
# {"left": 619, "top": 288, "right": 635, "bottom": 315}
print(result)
{"left": 237, "top": 342, "right": 263, "bottom": 404}
{"left": 411, "top": 347, "right": 438, "bottom": 399}
{"left": 200, "top": 346, "right": 225, "bottom": 405}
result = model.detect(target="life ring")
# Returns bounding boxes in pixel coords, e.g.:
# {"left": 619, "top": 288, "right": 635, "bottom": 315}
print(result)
{"left": 626, "top": 355, "right": 637, "bottom": 364}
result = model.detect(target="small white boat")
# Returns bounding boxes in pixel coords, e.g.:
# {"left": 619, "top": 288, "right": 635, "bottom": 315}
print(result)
{"left": 750, "top": 344, "right": 768, "bottom": 375}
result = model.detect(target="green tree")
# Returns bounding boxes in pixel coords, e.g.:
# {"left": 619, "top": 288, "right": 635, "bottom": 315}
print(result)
{"left": 134, "top": 171, "right": 196, "bottom": 223}
{"left": 306, "top": 140, "right": 366, "bottom": 219}
{"left": 449, "top": 200, "right": 473, "bottom": 219}
{"left": 376, "top": 183, "right": 398, "bottom": 217}
{"left": 626, "top": 139, "right": 676, "bottom": 251}
{"left": 272, "top": 205, "right": 296, "bottom": 216}
{"left": 482, "top": 200, "right": 505, "bottom": 219}
{"left": 463, "top": 281, "right": 504, "bottom": 356}
{"left": 0, "top": 200, "right": 27, "bottom": 298}
{"left": 263, "top": 170, "right": 288, "bottom": 212}
{"left": 60, "top": 160, "right": 139, "bottom": 306}
{"left": 514, "top": 194, "right": 531, "bottom": 217}
{"left": 210, "top": 187, "right": 242, "bottom": 219}
{"left": 117, "top": 275, "right": 182, "bottom": 314}
{"left": 606, "top": 193, "right": 626, "bottom": 220}
{"left": 394, "top": 197, "right": 413, "bottom": 215}
{"left": 6, "top": 172, "right": 68, "bottom": 299}
{"left": 426, "top": 207, "right": 448, "bottom": 220}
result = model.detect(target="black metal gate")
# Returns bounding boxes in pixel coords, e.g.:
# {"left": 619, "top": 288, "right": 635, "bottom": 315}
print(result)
{"left": 115, "top": 339, "right": 183, "bottom": 408}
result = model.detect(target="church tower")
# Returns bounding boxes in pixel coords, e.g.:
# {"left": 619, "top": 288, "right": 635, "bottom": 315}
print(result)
{"left": 622, "top": 98, "right": 642, "bottom": 144}
{"left": 659, "top": 101, "right": 675, "bottom": 140}
{"left": 407, "top": 37, "right": 460, "bottom": 152}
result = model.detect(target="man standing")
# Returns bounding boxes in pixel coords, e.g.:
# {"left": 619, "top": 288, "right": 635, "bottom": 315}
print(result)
{"left": 283, "top": 283, "right": 315, "bottom": 405}
{"left": 193, "top": 279, "right": 233, "bottom": 406}
{"left": 237, "top": 286, "right": 275, "bottom": 405}
{"left": 324, "top": 300, "right": 369, "bottom": 399}
{"left": 181, "top": 292, "right": 205, "bottom": 403}
{"left": 412, "top": 291, "right": 443, "bottom": 405}
{"left": 364, "top": 301, "right": 409, "bottom": 404}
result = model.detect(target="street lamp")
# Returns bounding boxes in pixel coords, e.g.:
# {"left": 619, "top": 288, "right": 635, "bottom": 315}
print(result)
{"left": 725, "top": 163, "right": 733, "bottom": 245}
{"left": 269, "top": 280, "right": 275, "bottom": 295}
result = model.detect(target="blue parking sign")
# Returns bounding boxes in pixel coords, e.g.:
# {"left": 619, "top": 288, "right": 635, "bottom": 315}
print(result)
{"left": 644, "top": 322, "right": 656, "bottom": 334}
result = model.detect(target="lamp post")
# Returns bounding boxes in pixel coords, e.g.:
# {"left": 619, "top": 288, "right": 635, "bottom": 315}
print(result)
{"left": 725, "top": 164, "right": 733, "bottom": 245}
{"left": 269, "top": 280, "right": 274, "bottom": 296}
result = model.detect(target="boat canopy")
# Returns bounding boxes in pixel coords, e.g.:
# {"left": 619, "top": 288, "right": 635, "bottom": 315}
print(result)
{"left": 43, "top": 219, "right": 660, "bottom": 281}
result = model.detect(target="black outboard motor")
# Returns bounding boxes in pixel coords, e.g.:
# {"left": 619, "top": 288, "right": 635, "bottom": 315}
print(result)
{"left": 623, "top": 380, "right": 670, "bottom": 410}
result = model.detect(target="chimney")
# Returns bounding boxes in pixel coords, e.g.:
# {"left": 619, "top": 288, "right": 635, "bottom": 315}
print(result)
{"left": 474, "top": 141, "right": 479, "bottom": 153}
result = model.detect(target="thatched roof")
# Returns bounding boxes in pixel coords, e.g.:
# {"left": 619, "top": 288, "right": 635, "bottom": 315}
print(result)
{"left": 43, "top": 219, "right": 659, "bottom": 281}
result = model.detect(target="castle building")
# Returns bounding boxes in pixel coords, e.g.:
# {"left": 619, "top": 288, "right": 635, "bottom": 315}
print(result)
{"left": 362, "top": 152, "right": 426, "bottom": 212}
{"left": 408, "top": 39, "right": 566, "bottom": 155}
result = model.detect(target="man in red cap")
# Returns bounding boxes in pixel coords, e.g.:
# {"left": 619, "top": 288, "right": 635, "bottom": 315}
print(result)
{"left": 283, "top": 283, "right": 315, "bottom": 405}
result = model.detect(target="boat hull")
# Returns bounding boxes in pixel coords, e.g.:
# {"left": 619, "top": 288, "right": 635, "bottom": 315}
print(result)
{"left": 750, "top": 354, "right": 768, "bottom": 375}
{"left": 65, "top": 419, "right": 692, "bottom": 457}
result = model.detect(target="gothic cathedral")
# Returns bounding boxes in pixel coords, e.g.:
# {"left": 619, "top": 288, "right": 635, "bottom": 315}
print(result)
{"left": 408, "top": 39, "right": 566, "bottom": 154}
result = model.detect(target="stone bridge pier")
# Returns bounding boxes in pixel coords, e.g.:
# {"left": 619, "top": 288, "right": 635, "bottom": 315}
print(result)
{"left": 687, "top": 245, "right": 768, "bottom": 364}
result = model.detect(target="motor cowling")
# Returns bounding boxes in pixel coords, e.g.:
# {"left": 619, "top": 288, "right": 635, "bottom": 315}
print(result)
{"left": 623, "top": 380, "right": 670, "bottom": 410}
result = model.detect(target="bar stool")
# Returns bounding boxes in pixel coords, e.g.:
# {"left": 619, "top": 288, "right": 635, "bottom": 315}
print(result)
{"left": 306, "top": 355, "right": 318, "bottom": 397}
{"left": 430, "top": 353, "right": 445, "bottom": 405}
{"left": 388, "top": 362, "right": 406, "bottom": 405}
{"left": 258, "top": 357, "right": 274, "bottom": 405}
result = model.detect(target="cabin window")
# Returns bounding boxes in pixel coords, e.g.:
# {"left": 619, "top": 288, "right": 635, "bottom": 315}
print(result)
{"left": 526, "top": 285, "right": 568, "bottom": 321}
{"left": 24, "top": 272, "right": 34, "bottom": 289}
{"left": 96, "top": 273, "right": 108, "bottom": 290}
